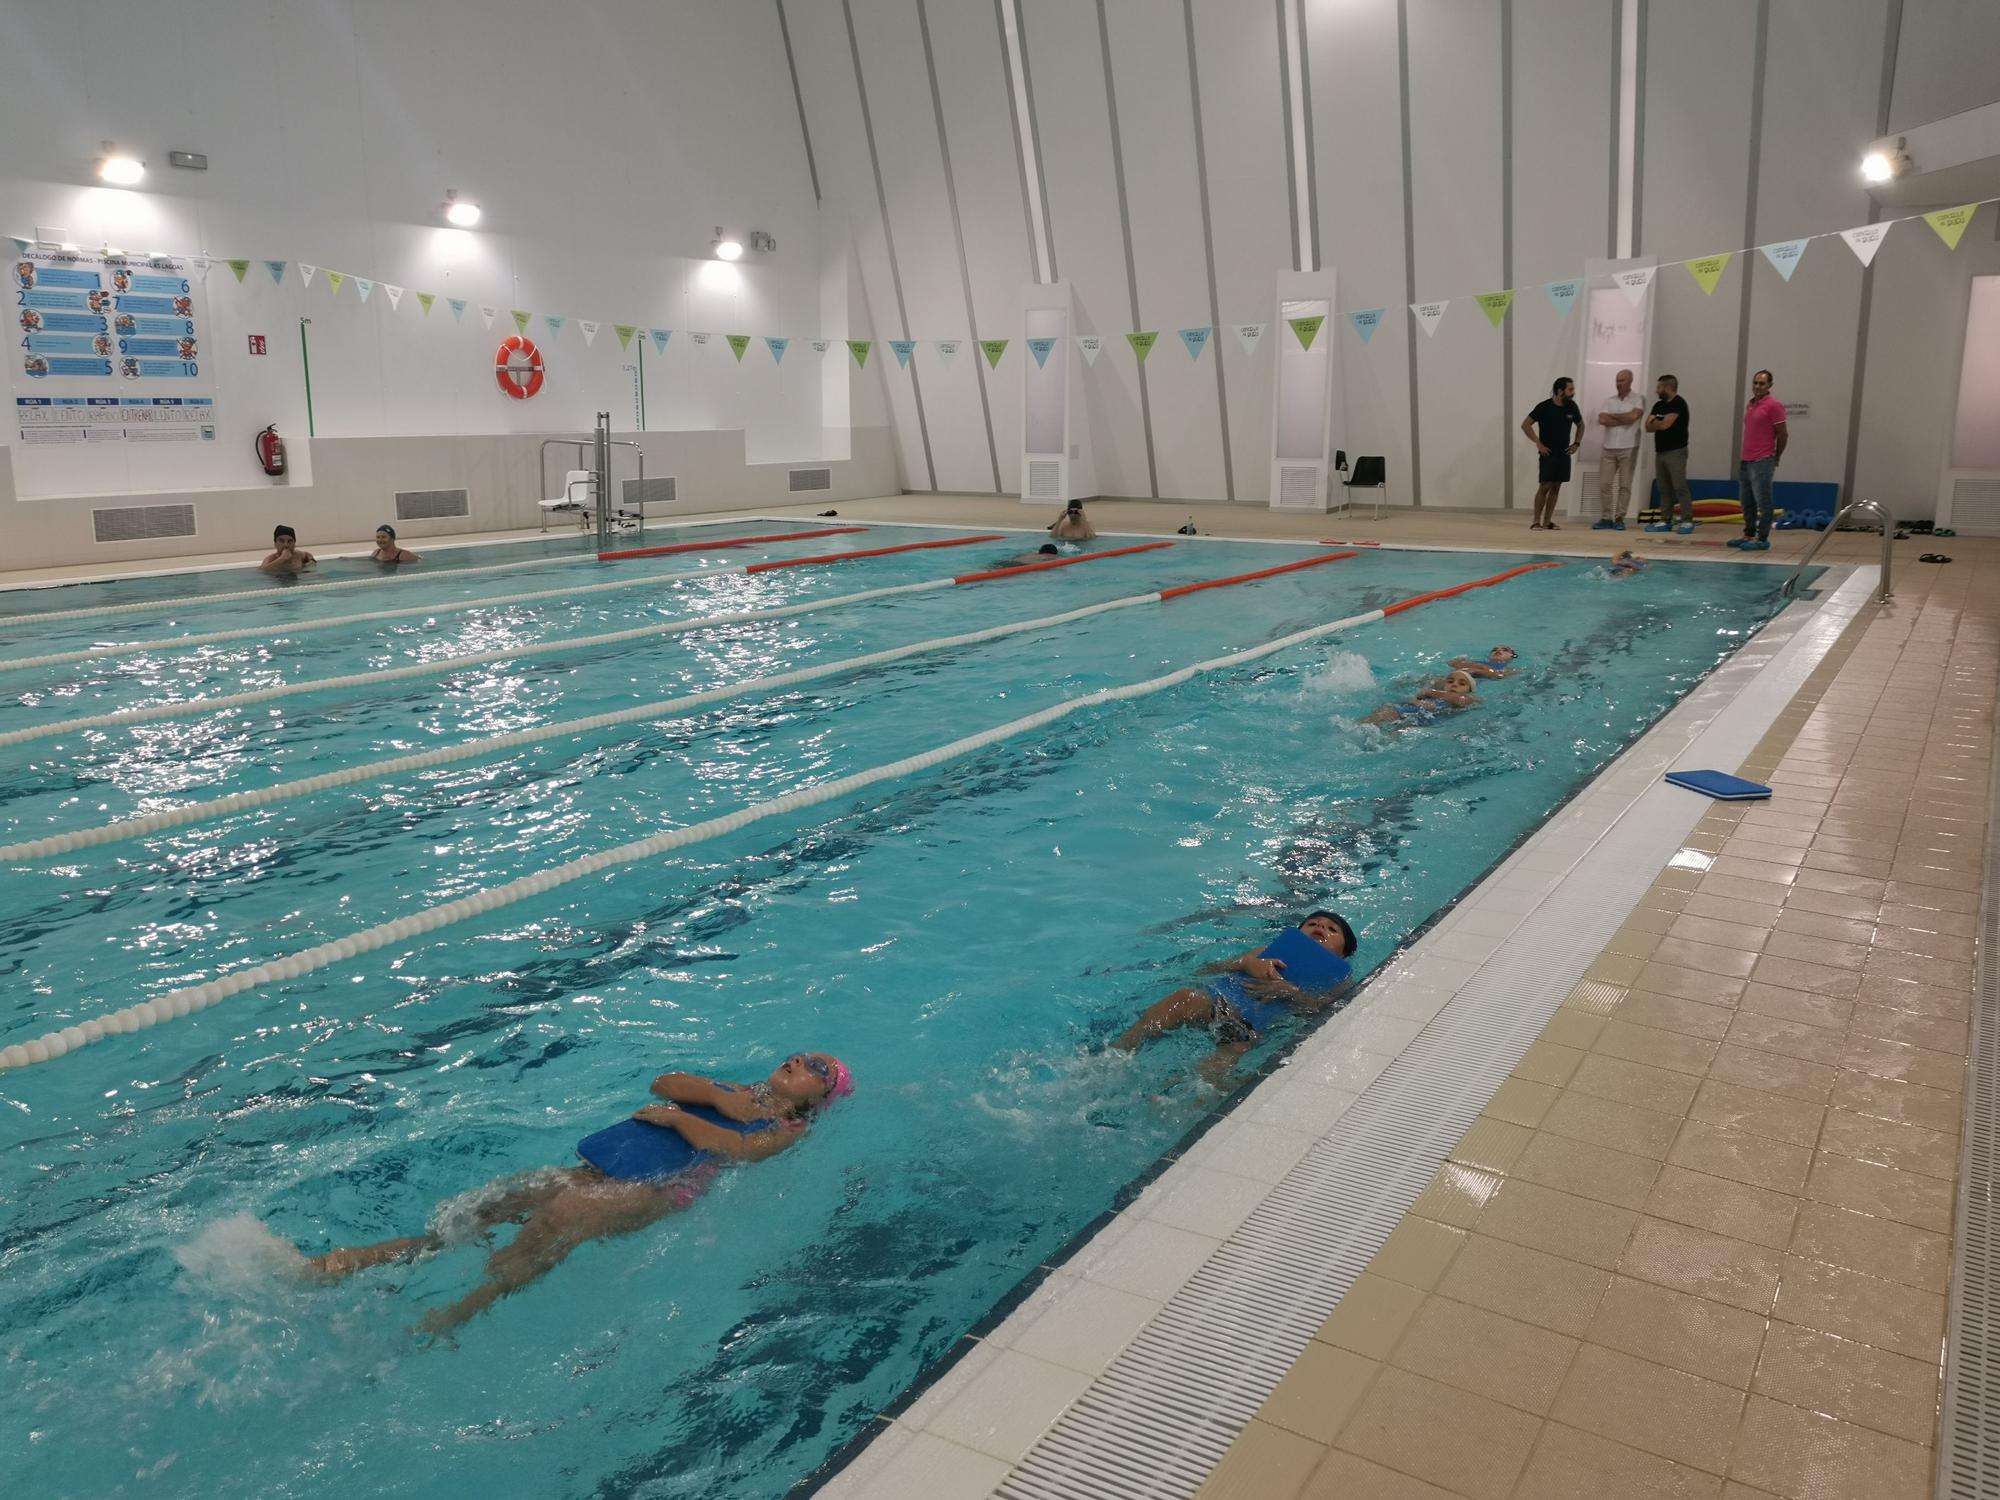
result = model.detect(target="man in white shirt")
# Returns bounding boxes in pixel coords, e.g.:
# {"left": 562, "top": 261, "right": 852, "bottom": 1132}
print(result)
{"left": 1592, "top": 368, "right": 1645, "bottom": 531}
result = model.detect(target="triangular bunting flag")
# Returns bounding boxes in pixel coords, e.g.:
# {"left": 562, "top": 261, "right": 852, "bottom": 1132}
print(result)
{"left": 765, "top": 336, "right": 788, "bottom": 363}
{"left": 383, "top": 284, "right": 403, "bottom": 311}
{"left": 1839, "top": 221, "right": 1891, "bottom": 267}
{"left": 725, "top": 334, "right": 751, "bottom": 361}
{"left": 1126, "top": 331, "right": 1158, "bottom": 363}
{"left": 890, "top": 338, "right": 917, "bottom": 368}
{"left": 1544, "top": 278, "right": 1581, "bottom": 315}
{"left": 1684, "top": 254, "right": 1730, "bottom": 295}
{"left": 579, "top": 320, "right": 599, "bottom": 346}
{"left": 265, "top": 260, "right": 287, "bottom": 285}
{"left": 1758, "top": 239, "right": 1808, "bottom": 282}
{"left": 1027, "top": 336, "right": 1058, "bottom": 367}
{"left": 935, "top": 339, "right": 960, "bottom": 367}
{"left": 809, "top": 338, "right": 831, "bottom": 355}
{"left": 353, "top": 277, "right": 373, "bottom": 303}
{"left": 226, "top": 259, "right": 250, "bottom": 283}
{"left": 1410, "top": 301, "right": 1449, "bottom": 338}
{"left": 1346, "top": 309, "right": 1383, "bottom": 345}
{"left": 847, "top": 339, "right": 871, "bottom": 368}
{"left": 980, "top": 339, "right": 1008, "bottom": 368}
{"left": 1234, "top": 322, "right": 1266, "bottom": 356}
{"left": 544, "top": 315, "right": 564, "bottom": 337}
{"left": 510, "top": 309, "right": 530, "bottom": 334}
{"left": 689, "top": 331, "right": 711, "bottom": 347}
{"left": 188, "top": 255, "right": 211, "bottom": 276}
{"left": 1613, "top": 266, "right": 1656, "bottom": 305}
{"left": 10, "top": 237, "right": 30, "bottom": 254}
{"left": 480, "top": 305, "right": 497, "bottom": 329}
{"left": 1286, "top": 315, "right": 1325, "bottom": 351}
{"left": 1925, "top": 204, "right": 1977, "bottom": 250}
{"left": 420, "top": 293, "right": 440, "bottom": 317}
{"left": 615, "top": 324, "right": 636, "bottom": 351}
{"left": 324, "top": 271, "right": 344, "bottom": 296}
{"left": 650, "top": 329, "right": 672, "bottom": 354}
{"left": 1178, "top": 327, "right": 1212, "bottom": 360}
{"left": 299, "top": 263, "right": 318, "bottom": 288}
{"left": 1474, "top": 291, "right": 1515, "bottom": 328}
{"left": 446, "top": 298, "right": 465, "bottom": 321}
{"left": 1076, "top": 335, "right": 1104, "bottom": 365}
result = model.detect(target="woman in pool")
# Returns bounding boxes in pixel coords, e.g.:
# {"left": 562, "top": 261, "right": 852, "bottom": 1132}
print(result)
{"left": 1361, "top": 669, "right": 1480, "bottom": 726}
{"left": 302, "top": 1051, "right": 851, "bottom": 1331}
{"left": 369, "top": 524, "right": 421, "bottom": 564}
{"left": 1114, "top": 910, "right": 1357, "bottom": 1078}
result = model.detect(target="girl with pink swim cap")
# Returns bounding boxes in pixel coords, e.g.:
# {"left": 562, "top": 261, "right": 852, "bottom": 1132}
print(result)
{"left": 298, "top": 1051, "right": 852, "bottom": 1334}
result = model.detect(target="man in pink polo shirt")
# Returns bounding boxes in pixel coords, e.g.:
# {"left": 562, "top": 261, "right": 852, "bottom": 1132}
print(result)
{"left": 1730, "top": 368, "right": 1789, "bottom": 551}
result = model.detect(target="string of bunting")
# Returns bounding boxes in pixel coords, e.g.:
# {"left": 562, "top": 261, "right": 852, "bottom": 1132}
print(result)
{"left": 14, "top": 198, "right": 1987, "bottom": 370}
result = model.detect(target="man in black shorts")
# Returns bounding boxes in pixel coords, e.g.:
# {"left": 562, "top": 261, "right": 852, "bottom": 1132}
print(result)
{"left": 1521, "top": 376, "right": 1583, "bottom": 531}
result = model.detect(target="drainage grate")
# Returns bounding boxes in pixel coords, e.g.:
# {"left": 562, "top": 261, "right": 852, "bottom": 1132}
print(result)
{"left": 393, "top": 486, "right": 468, "bottom": 521}
{"left": 93, "top": 503, "right": 195, "bottom": 542}
{"left": 788, "top": 467, "right": 831, "bottom": 493}
{"left": 1939, "top": 728, "right": 2000, "bottom": 1499}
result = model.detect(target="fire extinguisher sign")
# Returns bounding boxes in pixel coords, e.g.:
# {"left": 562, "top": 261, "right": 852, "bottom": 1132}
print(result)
{"left": 247, "top": 334, "right": 267, "bottom": 355}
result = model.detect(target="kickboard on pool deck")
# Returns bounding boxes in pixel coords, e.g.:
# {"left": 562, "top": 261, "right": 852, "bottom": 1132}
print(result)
{"left": 1663, "top": 769, "right": 1773, "bottom": 801}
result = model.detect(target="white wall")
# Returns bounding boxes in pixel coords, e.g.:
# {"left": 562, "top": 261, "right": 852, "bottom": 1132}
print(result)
{"left": 796, "top": 0, "right": 1997, "bottom": 520}
{"left": 0, "top": 0, "right": 900, "bottom": 562}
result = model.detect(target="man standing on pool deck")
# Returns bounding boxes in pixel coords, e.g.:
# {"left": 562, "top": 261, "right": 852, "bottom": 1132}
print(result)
{"left": 1592, "top": 368, "right": 1645, "bottom": 531}
{"left": 1731, "top": 368, "right": 1788, "bottom": 551}
{"left": 1522, "top": 377, "right": 1583, "bottom": 531}
{"left": 1645, "top": 375, "right": 1695, "bottom": 533}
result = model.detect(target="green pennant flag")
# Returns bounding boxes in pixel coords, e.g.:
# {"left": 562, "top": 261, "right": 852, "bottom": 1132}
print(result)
{"left": 511, "top": 309, "right": 531, "bottom": 334}
{"left": 1285, "top": 315, "right": 1324, "bottom": 351}
{"left": 847, "top": 339, "right": 872, "bottom": 368}
{"left": 1126, "top": 331, "right": 1158, "bottom": 362}
{"left": 1473, "top": 290, "right": 1515, "bottom": 327}
{"left": 615, "top": 323, "right": 636, "bottom": 351}
{"left": 725, "top": 333, "right": 751, "bottom": 362}
{"left": 226, "top": 259, "right": 250, "bottom": 283}
{"left": 325, "top": 271, "right": 345, "bottom": 296}
{"left": 979, "top": 338, "right": 1008, "bottom": 369}
{"left": 1924, "top": 204, "right": 1977, "bottom": 250}
{"left": 1685, "top": 253, "right": 1731, "bottom": 295}
{"left": 417, "top": 292, "right": 436, "bottom": 316}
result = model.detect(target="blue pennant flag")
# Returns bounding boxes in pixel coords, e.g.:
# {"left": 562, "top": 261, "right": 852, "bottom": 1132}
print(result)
{"left": 544, "top": 315, "right": 565, "bottom": 337}
{"left": 651, "top": 329, "right": 672, "bottom": 354}
{"left": 264, "top": 260, "right": 287, "bottom": 285}
{"left": 448, "top": 298, "right": 467, "bottom": 321}
{"left": 765, "top": 336, "right": 789, "bottom": 364}
{"left": 1544, "top": 278, "right": 1582, "bottom": 316}
{"left": 1347, "top": 309, "right": 1384, "bottom": 345}
{"left": 1026, "top": 336, "right": 1058, "bottom": 368}
{"left": 890, "top": 339, "right": 917, "bottom": 368}
{"left": 1177, "top": 327, "right": 1211, "bottom": 360}
{"left": 1759, "top": 238, "right": 1809, "bottom": 282}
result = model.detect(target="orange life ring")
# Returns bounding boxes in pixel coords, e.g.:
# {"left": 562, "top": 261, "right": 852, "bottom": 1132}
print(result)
{"left": 495, "top": 335, "right": 545, "bottom": 400}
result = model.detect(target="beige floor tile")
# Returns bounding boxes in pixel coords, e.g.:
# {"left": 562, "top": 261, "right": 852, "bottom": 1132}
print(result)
{"left": 1450, "top": 1117, "right": 1535, "bottom": 1174}
{"left": 1512, "top": 1040, "right": 1587, "bottom": 1088}
{"left": 1669, "top": 1121, "right": 1813, "bottom": 1196}
{"left": 1816, "top": 1110, "right": 1960, "bottom": 1181}
{"left": 1865, "top": 947, "right": 1977, "bottom": 991}
{"left": 1537, "top": 1088, "right": 1683, "bottom": 1161}
{"left": 1645, "top": 1166, "right": 1799, "bottom": 1251}
{"left": 1789, "top": 1202, "right": 1951, "bottom": 1294}
{"left": 1854, "top": 972, "right": 1971, "bottom": 1020}
{"left": 1571, "top": 1054, "right": 1704, "bottom": 1116}
{"left": 1301, "top": 1451, "right": 1462, "bottom": 1500}
{"left": 1709, "top": 856, "right": 1802, "bottom": 888}
{"left": 1316, "top": 1274, "right": 1428, "bottom": 1360}
{"left": 1620, "top": 1217, "right": 1784, "bottom": 1315}
{"left": 1761, "top": 929, "right": 1870, "bottom": 972}
{"left": 1780, "top": 884, "right": 1882, "bottom": 923}
{"left": 1484, "top": 1077, "right": 1562, "bottom": 1129}
{"left": 1513, "top": 1131, "right": 1663, "bottom": 1210}
{"left": 1848, "top": 1003, "right": 1968, "bottom": 1056}
{"left": 1771, "top": 907, "right": 1877, "bottom": 945}
{"left": 1542, "top": 1009, "right": 1608, "bottom": 1051}
{"left": 1587, "top": 953, "right": 1651, "bottom": 987}
{"left": 1263, "top": 1342, "right": 1382, "bottom": 1443}
{"left": 1564, "top": 978, "right": 1631, "bottom": 1016}
{"left": 1668, "top": 915, "right": 1776, "bottom": 954}
{"left": 1654, "top": 937, "right": 1764, "bottom": 980}
{"left": 1689, "top": 1079, "right": 1826, "bottom": 1149}
{"left": 1364, "top": 1216, "right": 1468, "bottom": 1292}
{"left": 1550, "top": 1344, "right": 1745, "bottom": 1474}
{"left": 1751, "top": 1323, "right": 1940, "bottom": 1446}
{"left": 1772, "top": 1257, "right": 1946, "bottom": 1362}
{"left": 1749, "top": 954, "right": 1862, "bottom": 999}
{"left": 1477, "top": 1179, "right": 1641, "bottom": 1270}
{"left": 1619, "top": 992, "right": 1739, "bottom": 1042}
{"left": 1725, "top": 1011, "right": 1848, "bottom": 1069}
{"left": 1607, "top": 925, "right": 1666, "bottom": 960}
{"left": 1839, "top": 1035, "right": 1966, "bottom": 1094}
{"left": 1512, "top": 1421, "right": 1726, "bottom": 1500}
{"left": 1410, "top": 1163, "right": 1506, "bottom": 1228}
{"left": 1708, "top": 1045, "right": 1838, "bottom": 1105}
{"left": 1872, "top": 922, "right": 1977, "bottom": 965}
{"left": 1389, "top": 1296, "right": 1580, "bottom": 1415}
{"left": 1635, "top": 963, "right": 1753, "bottom": 1007}
{"left": 1830, "top": 1071, "right": 1963, "bottom": 1133}
{"left": 1728, "top": 1395, "right": 1931, "bottom": 1500}
{"left": 1436, "top": 1233, "right": 1611, "bottom": 1337}
{"left": 1334, "top": 1367, "right": 1541, "bottom": 1500}
{"left": 1683, "top": 893, "right": 1783, "bottom": 928}
{"left": 1882, "top": 878, "right": 1980, "bottom": 914}
{"left": 1736, "top": 981, "right": 1853, "bottom": 1034}
{"left": 1626, "top": 904, "right": 1685, "bottom": 934}
{"left": 1197, "top": 1418, "right": 1324, "bottom": 1500}
{"left": 1596, "top": 1019, "right": 1724, "bottom": 1076}
{"left": 1789, "top": 867, "right": 1887, "bottom": 901}
{"left": 1588, "top": 1275, "right": 1770, "bottom": 1388}
{"left": 1698, "top": 873, "right": 1798, "bottom": 909}
{"left": 1877, "top": 902, "right": 1977, "bottom": 939}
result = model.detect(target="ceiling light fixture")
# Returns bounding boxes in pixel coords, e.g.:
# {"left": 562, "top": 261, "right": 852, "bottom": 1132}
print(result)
{"left": 443, "top": 190, "right": 482, "bottom": 228}
{"left": 1860, "top": 137, "right": 1911, "bottom": 183}
{"left": 96, "top": 143, "right": 145, "bottom": 186}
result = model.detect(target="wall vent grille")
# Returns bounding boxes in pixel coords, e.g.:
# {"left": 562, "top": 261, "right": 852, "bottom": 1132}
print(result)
{"left": 1946, "top": 475, "right": 2000, "bottom": 538}
{"left": 788, "top": 467, "right": 832, "bottom": 493}
{"left": 1276, "top": 465, "right": 1321, "bottom": 510}
{"left": 1027, "top": 459, "right": 1063, "bottom": 500}
{"left": 393, "top": 487, "right": 468, "bottom": 521}
{"left": 621, "top": 476, "right": 676, "bottom": 509}
{"left": 93, "top": 504, "right": 195, "bottom": 542}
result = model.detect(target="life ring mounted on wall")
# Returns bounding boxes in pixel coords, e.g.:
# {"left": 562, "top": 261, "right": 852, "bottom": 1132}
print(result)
{"left": 495, "top": 335, "right": 546, "bottom": 400}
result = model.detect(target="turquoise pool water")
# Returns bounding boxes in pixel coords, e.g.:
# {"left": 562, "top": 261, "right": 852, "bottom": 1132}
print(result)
{"left": 0, "top": 524, "right": 1811, "bottom": 1499}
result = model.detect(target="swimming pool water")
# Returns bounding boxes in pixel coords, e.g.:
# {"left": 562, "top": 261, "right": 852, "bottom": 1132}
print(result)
{"left": 0, "top": 524, "right": 1813, "bottom": 1499}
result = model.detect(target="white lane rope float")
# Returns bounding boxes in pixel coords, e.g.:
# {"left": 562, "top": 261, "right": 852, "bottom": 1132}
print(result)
{"left": 0, "top": 599, "right": 1395, "bottom": 1072}
{"left": 1, "top": 590, "right": 1161, "bottom": 860}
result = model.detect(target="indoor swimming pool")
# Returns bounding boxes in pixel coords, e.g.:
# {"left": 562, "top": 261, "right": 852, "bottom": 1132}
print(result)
{"left": 0, "top": 523, "right": 1820, "bottom": 1499}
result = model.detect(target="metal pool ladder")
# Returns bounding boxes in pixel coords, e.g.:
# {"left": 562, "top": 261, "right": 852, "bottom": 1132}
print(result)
{"left": 1781, "top": 498, "right": 1893, "bottom": 604}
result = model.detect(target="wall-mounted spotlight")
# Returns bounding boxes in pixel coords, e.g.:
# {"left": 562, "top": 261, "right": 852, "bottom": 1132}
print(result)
{"left": 1860, "top": 137, "right": 1912, "bottom": 183}
{"left": 442, "top": 189, "right": 482, "bottom": 227}
{"left": 95, "top": 143, "right": 145, "bottom": 186}
{"left": 712, "top": 227, "right": 744, "bottom": 261}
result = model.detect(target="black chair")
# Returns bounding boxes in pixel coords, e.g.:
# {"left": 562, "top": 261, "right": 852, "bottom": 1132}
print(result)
{"left": 1335, "top": 452, "right": 1387, "bottom": 518}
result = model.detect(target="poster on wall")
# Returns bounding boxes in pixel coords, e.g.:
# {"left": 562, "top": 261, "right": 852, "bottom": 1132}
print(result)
{"left": 12, "top": 248, "right": 217, "bottom": 446}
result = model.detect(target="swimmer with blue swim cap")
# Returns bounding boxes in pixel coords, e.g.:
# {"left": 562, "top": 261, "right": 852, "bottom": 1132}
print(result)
{"left": 1448, "top": 645, "right": 1521, "bottom": 678}
{"left": 298, "top": 1051, "right": 851, "bottom": 1333}
{"left": 1114, "top": 911, "right": 1356, "bottom": 1082}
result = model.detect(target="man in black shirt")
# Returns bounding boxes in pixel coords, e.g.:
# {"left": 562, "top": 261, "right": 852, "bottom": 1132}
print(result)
{"left": 1521, "top": 376, "right": 1583, "bottom": 530}
{"left": 1645, "top": 374, "right": 1694, "bottom": 533}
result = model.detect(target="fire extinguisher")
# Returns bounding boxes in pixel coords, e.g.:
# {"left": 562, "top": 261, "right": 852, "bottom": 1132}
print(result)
{"left": 255, "top": 424, "right": 287, "bottom": 478}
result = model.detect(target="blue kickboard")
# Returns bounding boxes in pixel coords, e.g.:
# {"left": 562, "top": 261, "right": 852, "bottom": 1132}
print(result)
{"left": 1664, "top": 769, "right": 1772, "bottom": 801}
{"left": 1257, "top": 926, "right": 1354, "bottom": 993}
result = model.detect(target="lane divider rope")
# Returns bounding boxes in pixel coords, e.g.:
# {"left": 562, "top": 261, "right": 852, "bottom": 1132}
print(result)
{"left": 951, "top": 540, "right": 1175, "bottom": 583}
{"left": 0, "top": 559, "right": 1551, "bottom": 1071}
{"left": 743, "top": 534, "right": 1005, "bottom": 571}
{"left": 0, "top": 525, "right": 867, "bottom": 629}
{"left": 595, "top": 527, "right": 863, "bottom": 562}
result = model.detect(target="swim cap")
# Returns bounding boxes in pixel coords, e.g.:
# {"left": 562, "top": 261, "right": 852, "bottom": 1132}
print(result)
{"left": 825, "top": 1057, "right": 855, "bottom": 1102}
